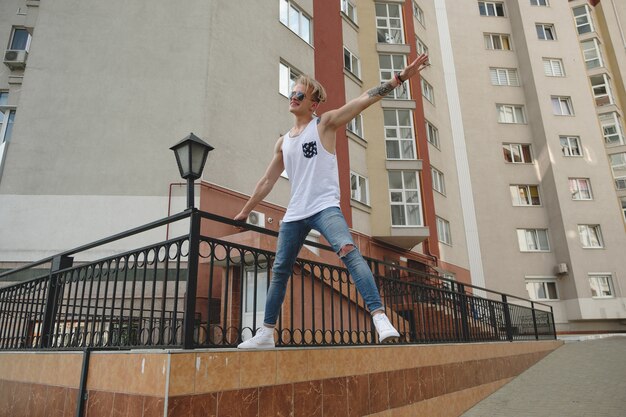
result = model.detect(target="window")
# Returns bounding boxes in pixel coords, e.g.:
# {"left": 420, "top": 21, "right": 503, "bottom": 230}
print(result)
{"left": 510, "top": 185, "right": 541, "bottom": 206}
{"left": 376, "top": 3, "right": 404, "bottom": 44}
{"left": 609, "top": 152, "right": 626, "bottom": 189}
{"left": 573, "top": 5, "right": 594, "bottom": 35}
{"left": 536, "top": 24, "right": 556, "bottom": 40}
{"left": 432, "top": 167, "right": 445, "bottom": 195}
{"left": 436, "top": 217, "right": 451, "bottom": 245}
{"left": 0, "top": 109, "right": 16, "bottom": 144}
{"left": 503, "top": 143, "right": 532, "bottom": 163}
{"left": 569, "top": 178, "right": 592, "bottom": 200}
{"left": 388, "top": 171, "right": 423, "bottom": 226}
{"left": 581, "top": 39, "right": 603, "bottom": 69}
{"left": 590, "top": 74, "right": 613, "bottom": 107}
{"left": 421, "top": 79, "right": 434, "bottom": 104}
{"left": 426, "top": 121, "right": 439, "bottom": 148}
{"left": 589, "top": 275, "right": 614, "bottom": 298}
{"left": 379, "top": 54, "right": 409, "bottom": 99}
{"left": 484, "top": 33, "right": 511, "bottom": 50}
{"left": 578, "top": 224, "right": 604, "bottom": 248}
{"left": 560, "top": 136, "right": 582, "bottom": 156}
{"left": 543, "top": 58, "right": 564, "bottom": 77}
{"left": 526, "top": 280, "right": 558, "bottom": 300}
{"left": 350, "top": 172, "right": 369, "bottom": 205}
{"left": 347, "top": 114, "right": 363, "bottom": 138}
{"left": 530, "top": 0, "right": 548, "bottom": 6}
{"left": 621, "top": 197, "right": 626, "bottom": 222}
{"left": 551, "top": 96, "right": 574, "bottom": 116}
{"left": 343, "top": 47, "right": 361, "bottom": 78}
{"left": 490, "top": 68, "right": 519, "bottom": 86}
{"left": 497, "top": 104, "right": 526, "bottom": 124}
{"left": 279, "top": 0, "right": 312, "bottom": 44}
{"left": 600, "top": 113, "right": 625, "bottom": 146}
{"left": 0, "top": 92, "right": 7, "bottom": 106}
{"left": 479, "top": 2, "right": 505, "bottom": 17}
{"left": 384, "top": 109, "right": 416, "bottom": 160}
{"left": 517, "top": 229, "right": 550, "bottom": 252}
{"left": 416, "top": 36, "right": 429, "bottom": 55}
{"left": 341, "top": 0, "right": 357, "bottom": 24}
{"left": 413, "top": 2, "right": 425, "bottom": 27}
{"left": 9, "top": 27, "right": 31, "bottom": 51}
{"left": 279, "top": 62, "right": 300, "bottom": 97}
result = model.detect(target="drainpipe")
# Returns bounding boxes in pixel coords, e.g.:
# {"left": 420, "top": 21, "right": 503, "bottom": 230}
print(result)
{"left": 74, "top": 348, "right": 92, "bottom": 417}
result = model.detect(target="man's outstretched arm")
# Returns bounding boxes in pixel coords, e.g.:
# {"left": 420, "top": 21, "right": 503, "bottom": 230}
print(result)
{"left": 234, "top": 137, "right": 285, "bottom": 221}
{"left": 320, "top": 54, "right": 429, "bottom": 133}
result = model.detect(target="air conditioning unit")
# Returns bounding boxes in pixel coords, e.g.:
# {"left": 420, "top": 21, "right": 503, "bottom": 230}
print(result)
{"left": 615, "top": 178, "right": 626, "bottom": 190}
{"left": 246, "top": 211, "right": 265, "bottom": 227}
{"left": 556, "top": 263, "right": 568, "bottom": 275}
{"left": 4, "top": 50, "right": 28, "bottom": 70}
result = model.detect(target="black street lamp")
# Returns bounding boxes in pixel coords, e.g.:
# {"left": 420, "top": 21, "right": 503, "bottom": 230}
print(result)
{"left": 170, "top": 133, "right": 214, "bottom": 210}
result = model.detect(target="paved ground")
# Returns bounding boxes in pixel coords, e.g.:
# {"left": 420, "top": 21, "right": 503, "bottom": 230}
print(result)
{"left": 461, "top": 336, "right": 626, "bottom": 417}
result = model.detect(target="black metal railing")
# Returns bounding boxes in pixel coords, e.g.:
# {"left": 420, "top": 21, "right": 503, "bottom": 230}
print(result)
{"left": 0, "top": 209, "right": 556, "bottom": 351}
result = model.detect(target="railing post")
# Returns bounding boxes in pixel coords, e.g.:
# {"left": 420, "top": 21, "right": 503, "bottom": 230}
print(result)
{"left": 41, "top": 255, "right": 73, "bottom": 348}
{"left": 501, "top": 294, "right": 513, "bottom": 342}
{"left": 182, "top": 209, "right": 200, "bottom": 349}
{"left": 531, "top": 301, "right": 539, "bottom": 340}
{"left": 550, "top": 305, "right": 557, "bottom": 339}
{"left": 457, "top": 283, "right": 470, "bottom": 342}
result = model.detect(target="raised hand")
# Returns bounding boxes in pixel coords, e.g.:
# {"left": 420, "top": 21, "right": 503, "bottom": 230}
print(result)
{"left": 398, "top": 53, "right": 429, "bottom": 81}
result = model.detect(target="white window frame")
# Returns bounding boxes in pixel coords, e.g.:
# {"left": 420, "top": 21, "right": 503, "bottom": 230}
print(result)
{"left": 543, "top": 58, "right": 564, "bottom": 77}
{"left": 340, "top": 0, "right": 357, "bottom": 24}
{"left": 416, "top": 36, "right": 429, "bottom": 56}
{"left": 279, "top": 62, "right": 300, "bottom": 98}
{"left": 526, "top": 279, "right": 559, "bottom": 301}
{"left": 421, "top": 78, "right": 434, "bottom": 104}
{"left": 379, "top": 54, "right": 410, "bottom": 100}
{"left": 347, "top": 114, "right": 364, "bottom": 138}
{"left": 388, "top": 170, "right": 423, "bottom": 227}
{"left": 484, "top": 33, "right": 511, "bottom": 50}
{"left": 578, "top": 224, "right": 604, "bottom": 248}
{"left": 350, "top": 171, "right": 370, "bottom": 205}
{"left": 503, "top": 143, "right": 533, "bottom": 163}
{"left": 589, "top": 274, "right": 615, "bottom": 299}
{"left": 497, "top": 104, "right": 526, "bottom": 124}
{"left": 569, "top": 178, "right": 593, "bottom": 200}
{"left": 581, "top": 38, "right": 603, "bottom": 69}
{"left": 551, "top": 96, "right": 574, "bottom": 116}
{"left": 510, "top": 185, "right": 541, "bottom": 206}
{"left": 436, "top": 217, "right": 452, "bottom": 245}
{"left": 479, "top": 2, "right": 505, "bottom": 17}
{"left": 490, "top": 68, "right": 519, "bottom": 86}
{"left": 590, "top": 74, "right": 613, "bottom": 107}
{"left": 536, "top": 23, "right": 556, "bottom": 40}
{"left": 376, "top": 3, "right": 405, "bottom": 44}
{"left": 343, "top": 46, "right": 361, "bottom": 78}
{"left": 279, "top": 0, "right": 312, "bottom": 44}
{"left": 600, "top": 112, "right": 625, "bottom": 146}
{"left": 384, "top": 109, "right": 416, "bottom": 160}
{"left": 431, "top": 167, "right": 446, "bottom": 195}
{"left": 609, "top": 152, "right": 626, "bottom": 189}
{"left": 517, "top": 229, "right": 550, "bottom": 252}
{"left": 560, "top": 136, "right": 582, "bottom": 157}
{"left": 530, "top": 0, "right": 549, "bottom": 6}
{"left": 620, "top": 197, "right": 626, "bottom": 222}
{"left": 573, "top": 4, "right": 594, "bottom": 35}
{"left": 426, "top": 121, "right": 440, "bottom": 148}
{"left": 0, "top": 109, "right": 16, "bottom": 144}
{"left": 413, "top": 1, "right": 425, "bottom": 27}
{"left": 9, "top": 27, "right": 31, "bottom": 52}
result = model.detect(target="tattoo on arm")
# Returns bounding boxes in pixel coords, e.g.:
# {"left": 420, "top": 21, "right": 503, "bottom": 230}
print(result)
{"left": 367, "top": 81, "right": 395, "bottom": 98}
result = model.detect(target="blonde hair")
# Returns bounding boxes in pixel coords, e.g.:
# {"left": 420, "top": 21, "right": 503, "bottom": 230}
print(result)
{"left": 295, "top": 74, "right": 327, "bottom": 103}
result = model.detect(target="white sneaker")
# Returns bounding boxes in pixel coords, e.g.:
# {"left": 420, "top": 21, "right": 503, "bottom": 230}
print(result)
{"left": 237, "top": 326, "right": 276, "bottom": 349}
{"left": 373, "top": 313, "right": 400, "bottom": 343}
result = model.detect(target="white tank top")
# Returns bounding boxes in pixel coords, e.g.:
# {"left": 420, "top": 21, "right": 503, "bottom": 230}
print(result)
{"left": 282, "top": 118, "right": 341, "bottom": 222}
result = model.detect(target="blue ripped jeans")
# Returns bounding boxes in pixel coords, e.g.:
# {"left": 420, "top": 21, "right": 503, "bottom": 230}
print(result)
{"left": 263, "top": 206, "right": 383, "bottom": 326}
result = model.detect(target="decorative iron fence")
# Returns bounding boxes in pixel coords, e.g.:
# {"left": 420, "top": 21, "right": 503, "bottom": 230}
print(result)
{"left": 0, "top": 209, "right": 555, "bottom": 351}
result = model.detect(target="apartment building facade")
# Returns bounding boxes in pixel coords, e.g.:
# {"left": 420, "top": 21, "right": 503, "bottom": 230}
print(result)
{"left": 1, "top": 0, "right": 624, "bottom": 333}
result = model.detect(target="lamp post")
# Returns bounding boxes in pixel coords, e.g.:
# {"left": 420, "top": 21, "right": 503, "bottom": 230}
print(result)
{"left": 170, "top": 133, "right": 214, "bottom": 210}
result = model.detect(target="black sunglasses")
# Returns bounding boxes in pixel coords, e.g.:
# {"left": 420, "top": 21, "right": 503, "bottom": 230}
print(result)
{"left": 289, "top": 91, "right": 307, "bottom": 101}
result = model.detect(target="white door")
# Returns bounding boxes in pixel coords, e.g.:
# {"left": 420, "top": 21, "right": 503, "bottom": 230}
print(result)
{"left": 242, "top": 268, "right": 268, "bottom": 340}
